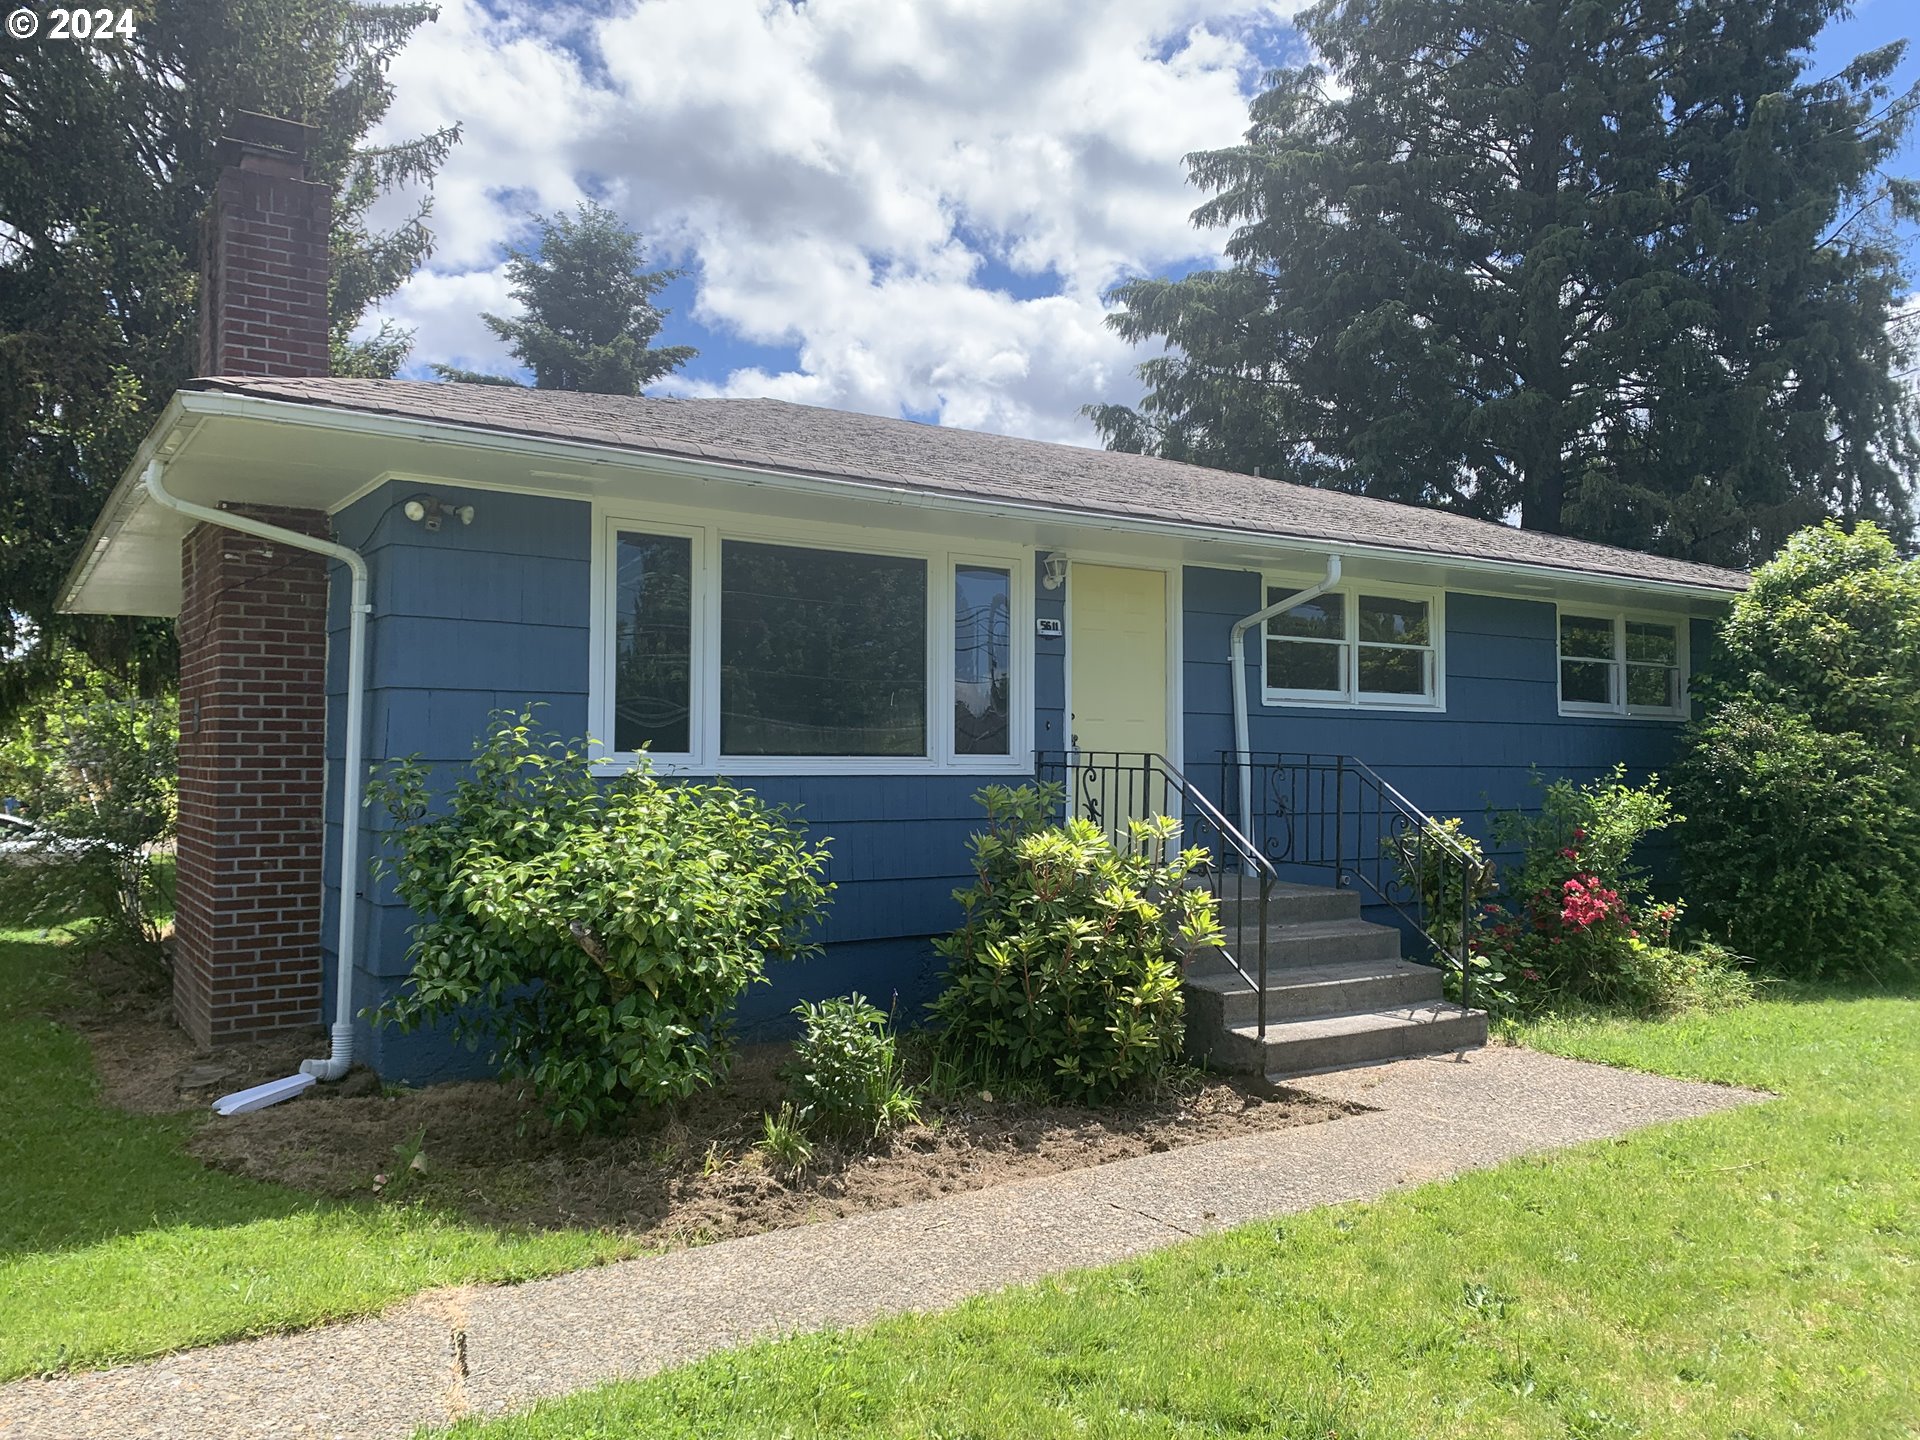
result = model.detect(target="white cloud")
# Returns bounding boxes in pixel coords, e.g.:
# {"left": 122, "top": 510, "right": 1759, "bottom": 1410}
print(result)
{"left": 369, "top": 0, "right": 1295, "bottom": 442}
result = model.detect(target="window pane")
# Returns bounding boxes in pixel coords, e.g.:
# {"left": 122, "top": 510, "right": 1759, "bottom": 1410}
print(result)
{"left": 1267, "top": 590, "right": 1345, "bottom": 641}
{"left": 1358, "top": 594, "right": 1429, "bottom": 646}
{"left": 1268, "top": 638, "right": 1343, "bottom": 693}
{"left": 1625, "top": 621, "right": 1677, "bottom": 665}
{"left": 613, "top": 532, "right": 692, "bottom": 754}
{"left": 954, "top": 565, "right": 1011, "bottom": 756}
{"left": 1561, "top": 659, "right": 1613, "bottom": 705}
{"left": 1359, "top": 645, "right": 1426, "bottom": 696}
{"left": 722, "top": 541, "right": 927, "bottom": 756}
{"left": 1626, "top": 663, "right": 1678, "bottom": 710}
{"left": 1560, "top": 614, "right": 1614, "bottom": 661}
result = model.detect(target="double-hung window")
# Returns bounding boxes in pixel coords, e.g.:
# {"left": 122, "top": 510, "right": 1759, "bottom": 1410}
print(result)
{"left": 605, "top": 518, "right": 1025, "bottom": 770}
{"left": 1262, "top": 582, "right": 1443, "bottom": 709}
{"left": 1557, "top": 610, "right": 1686, "bottom": 718}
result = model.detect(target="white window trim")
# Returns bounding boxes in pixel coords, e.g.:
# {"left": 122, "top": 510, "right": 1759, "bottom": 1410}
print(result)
{"left": 1556, "top": 607, "right": 1690, "bottom": 720}
{"left": 591, "top": 506, "right": 1034, "bottom": 776}
{"left": 1259, "top": 577, "right": 1447, "bottom": 712}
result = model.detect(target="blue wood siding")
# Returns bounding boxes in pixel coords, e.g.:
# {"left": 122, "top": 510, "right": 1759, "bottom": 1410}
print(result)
{"left": 1181, "top": 566, "right": 1699, "bottom": 871}
{"left": 317, "top": 509, "right": 1714, "bottom": 1082}
{"left": 322, "top": 500, "right": 1065, "bottom": 1079}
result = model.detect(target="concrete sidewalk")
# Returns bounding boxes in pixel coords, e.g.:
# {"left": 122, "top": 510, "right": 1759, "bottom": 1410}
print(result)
{"left": 0, "top": 1046, "right": 1762, "bottom": 1440}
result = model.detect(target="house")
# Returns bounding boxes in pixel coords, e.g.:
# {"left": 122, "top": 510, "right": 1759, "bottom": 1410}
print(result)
{"left": 60, "top": 116, "right": 1747, "bottom": 1083}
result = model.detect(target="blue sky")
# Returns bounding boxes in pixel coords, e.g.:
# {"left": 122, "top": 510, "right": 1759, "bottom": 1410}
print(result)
{"left": 371, "top": 1, "right": 1918, "bottom": 443}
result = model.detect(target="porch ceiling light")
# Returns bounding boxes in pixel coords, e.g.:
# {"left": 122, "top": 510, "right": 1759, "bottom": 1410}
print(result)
{"left": 1042, "top": 553, "right": 1070, "bottom": 590}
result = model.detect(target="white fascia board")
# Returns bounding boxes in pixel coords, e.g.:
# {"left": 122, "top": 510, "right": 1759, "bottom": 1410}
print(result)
{"left": 70, "top": 389, "right": 1749, "bottom": 616}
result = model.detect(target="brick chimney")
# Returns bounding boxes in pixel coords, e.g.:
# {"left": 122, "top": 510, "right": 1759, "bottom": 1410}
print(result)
{"left": 173, "top": 113, "right": 335, "bottom": 1047}
{"left": 199, "top": 111, "right": 332, "bottom": 376}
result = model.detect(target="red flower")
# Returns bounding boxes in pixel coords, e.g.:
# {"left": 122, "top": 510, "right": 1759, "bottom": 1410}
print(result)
{"left": 1573, "top": 826, "right": 1587, "bottom": 841}
{"left": 1558, "top": 874, "right": 1620, "bottom": 929}
{"left": 1522, "top": 968, "right": 1541, "bottom": 982}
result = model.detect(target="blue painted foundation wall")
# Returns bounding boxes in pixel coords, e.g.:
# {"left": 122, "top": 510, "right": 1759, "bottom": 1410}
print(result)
{"left": 321, "top": 484, "right": 1708, "bottom": 1082}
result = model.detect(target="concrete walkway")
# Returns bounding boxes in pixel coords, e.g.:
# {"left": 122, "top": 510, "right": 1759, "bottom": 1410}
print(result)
{"left": 0, "top": 1046, "right": 1762, "bottom": 1440}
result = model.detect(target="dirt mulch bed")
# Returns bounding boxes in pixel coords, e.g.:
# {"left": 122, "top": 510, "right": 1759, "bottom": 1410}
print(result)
{"left": 72, "top": 950, "right": 1357, "bottom": 1247}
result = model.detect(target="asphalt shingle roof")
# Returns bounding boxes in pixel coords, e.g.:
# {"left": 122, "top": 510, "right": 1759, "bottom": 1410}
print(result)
{"left": 191, "top": 376, "right": 1748, "bottom": 593}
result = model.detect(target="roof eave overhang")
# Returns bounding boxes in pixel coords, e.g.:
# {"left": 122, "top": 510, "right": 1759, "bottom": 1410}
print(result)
{"left": 58, "top": 391, "right": 198, "bottom": 615}
{"left": 61, "top": 388, "right": 1749, "bottom": 617}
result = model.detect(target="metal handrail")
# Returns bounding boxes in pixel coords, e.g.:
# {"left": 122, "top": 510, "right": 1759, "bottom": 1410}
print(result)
{"left": 1035, "top": 750, "right": 1278, "bottom": 1037}
{"left": 1224, "top": 750, "right": 1484, "bottom": 1008}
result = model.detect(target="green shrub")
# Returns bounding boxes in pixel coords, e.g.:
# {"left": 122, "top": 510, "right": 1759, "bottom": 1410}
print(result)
{"left": 1612, "top": 936, "right": 1759, "bottom": 1016}
{"left": 370, "top": 711, "right": 833, "bottom": 1132}
{"left": 1383, "top": 815, "right": 1496, "bottom": 987}
{"left": 783, "top": 993, "right": 919, "bottom": 1142}
{"left": 0, "top": 653, "right": 176, "bottom": 955}
{"left": 1675, "top": 521, "right": 1920, "bottom": 979}
{"left": 1676, "top": 699, "right": 1918, "bottom": 978}
{"left": 929, "top": 782, "right": 1220, "bottom": 1103}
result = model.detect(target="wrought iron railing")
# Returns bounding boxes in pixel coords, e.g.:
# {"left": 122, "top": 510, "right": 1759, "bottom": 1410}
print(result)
{"left": 1035, "top": 751, "right": 1279, "bottom": 1036}
{"left": 1222, "top": 751, "right": 1487, "bottom": 1008}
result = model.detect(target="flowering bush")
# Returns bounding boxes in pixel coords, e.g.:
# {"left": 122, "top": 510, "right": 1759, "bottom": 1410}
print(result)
{"left": 1483, "top": 767, "right": 1671, "bottom": 1004}
{"left": 1469, "top": 768, "right": 1750, "bottom": 1014}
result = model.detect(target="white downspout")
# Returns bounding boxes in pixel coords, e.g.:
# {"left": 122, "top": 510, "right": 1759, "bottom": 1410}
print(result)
{"left": 142, "top": 461, "right": 370, "bottom": 1104}
{"left": 1228, "top": 555, "right": 1341, "bottom": 861}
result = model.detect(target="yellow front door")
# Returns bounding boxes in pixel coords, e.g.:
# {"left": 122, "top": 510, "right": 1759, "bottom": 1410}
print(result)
{"left": 1069, "top": 564, "right": 1170, "bottom": 838}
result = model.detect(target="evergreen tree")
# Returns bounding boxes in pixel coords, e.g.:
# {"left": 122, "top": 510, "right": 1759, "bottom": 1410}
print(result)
{"left": 433, "top": 201, "right": 695, "bottom": 394}
{"left": 0, "top": 0, "right": 458, "bottom": 715}
{"left": 1089, "top": 0, "right": 1920, "bottom": 566}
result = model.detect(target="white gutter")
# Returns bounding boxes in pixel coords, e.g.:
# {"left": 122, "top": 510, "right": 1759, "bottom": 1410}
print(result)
{"left": 1229, "top": 555, "right": 1342, "bottom": 861}
{"left": 140, "top": 461, "right": 370, "bottom": 1104}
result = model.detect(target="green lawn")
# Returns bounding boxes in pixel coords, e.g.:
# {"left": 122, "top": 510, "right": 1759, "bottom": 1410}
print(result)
{"left": 0, "top": 925, "right": 637, "bottom": 1379}
{"left": 429, "top": 985, "right": 1920, "bottom": 1439}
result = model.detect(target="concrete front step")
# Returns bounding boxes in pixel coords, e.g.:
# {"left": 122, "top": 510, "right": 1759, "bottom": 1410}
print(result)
{"left": 1183, "top": 916, "right": 1402, "bottom": 977}
{"left": 1184, "top": 955, "right": 1445, "bottom": 1029}
{"left": 1196, "top": 879, "right": 1361, "bottom": 927}
{"left": 1194, "top": 1001, "right": 1490, "bottom": 1077}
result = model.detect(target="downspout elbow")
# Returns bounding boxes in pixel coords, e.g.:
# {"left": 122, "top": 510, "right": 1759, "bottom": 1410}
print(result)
{"left": 300, "top": 1024, "right": 357, "bottom": 1082}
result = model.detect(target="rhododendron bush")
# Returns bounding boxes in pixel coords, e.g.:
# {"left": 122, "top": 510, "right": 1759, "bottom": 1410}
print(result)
{"left": 1467, "top": 767, "right": 1754, "bottom": 1015}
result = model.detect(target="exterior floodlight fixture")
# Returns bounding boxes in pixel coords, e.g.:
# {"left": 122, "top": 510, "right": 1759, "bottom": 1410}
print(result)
{"left": 1042, "top": 553, "right": 1070, "bottom": 590}
{"left": 403, "top": 495, "right": 476, "bottom": 532}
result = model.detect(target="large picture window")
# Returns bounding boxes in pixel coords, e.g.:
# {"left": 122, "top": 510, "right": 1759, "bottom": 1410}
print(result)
{"left": 1558, "top": 611, "right": 1686, "bottom": 718}
{"left": 603, "top": 520, "right": 1028, "bottom": 771}
{"left": 1263, "top": 582, "right": 1441, "bottom": 708}
{"left": 721, "top": 541, "right": 927, "bottom": 757}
